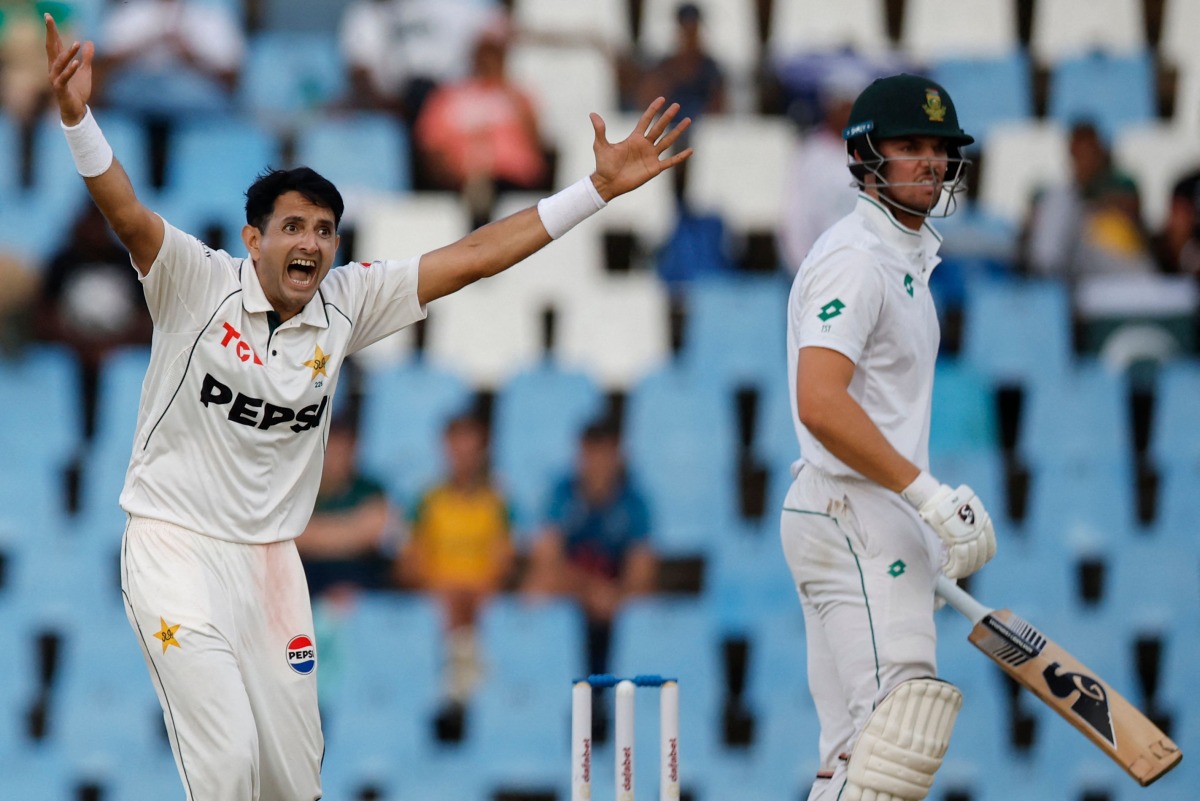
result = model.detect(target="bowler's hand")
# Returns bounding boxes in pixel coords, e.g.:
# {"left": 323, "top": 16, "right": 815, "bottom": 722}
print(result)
{"left": 589, "top": 97, "right": 692, "bottom": 202}
{"left": 44, "top": 13, "right": 92, "bottom": 126}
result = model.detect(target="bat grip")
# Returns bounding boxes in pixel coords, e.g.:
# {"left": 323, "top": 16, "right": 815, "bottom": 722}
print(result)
{"left": 934, "top": 575, "right": 992, "bottom": 626}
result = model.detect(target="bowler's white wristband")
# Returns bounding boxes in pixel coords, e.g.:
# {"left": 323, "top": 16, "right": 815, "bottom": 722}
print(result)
{"left": 901, "top": 470, "right": 941, "bottom": 510}
{"left": 537, "top": 176, "right": 606, "bottom": 239}
{"left": 61, "top": 106, "right": 114, "bottom": 178}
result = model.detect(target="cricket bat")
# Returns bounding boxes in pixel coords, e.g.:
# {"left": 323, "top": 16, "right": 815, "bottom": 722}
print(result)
{"left": 935, "top": 575, "right": 1182, "bottom": 786}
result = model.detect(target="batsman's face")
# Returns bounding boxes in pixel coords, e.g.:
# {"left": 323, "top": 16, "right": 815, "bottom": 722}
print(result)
{"left": 877, "top": 136, "right": 949, "bottom": 209}
{"left": 244, "top": 191, "right": 340, "bottom": 321}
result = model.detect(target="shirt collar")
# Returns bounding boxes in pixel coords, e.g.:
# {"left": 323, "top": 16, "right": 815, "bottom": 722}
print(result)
{"left": 855, "top": 193, "right": 944, "bottom": 260}
{"left": 240, "top": 259, "right": 330, "bottom": 329}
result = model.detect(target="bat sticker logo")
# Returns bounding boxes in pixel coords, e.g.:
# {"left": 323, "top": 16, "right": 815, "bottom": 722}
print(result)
{"left": 1043, "top": 663, "right": 1116, "bottom": 747}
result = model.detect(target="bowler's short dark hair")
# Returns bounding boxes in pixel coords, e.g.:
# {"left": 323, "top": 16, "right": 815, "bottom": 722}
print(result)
{"left": 244, "top": 167, "right": 344, "bottom": 232}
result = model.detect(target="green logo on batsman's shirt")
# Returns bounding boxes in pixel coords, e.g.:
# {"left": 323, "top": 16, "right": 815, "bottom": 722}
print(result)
{"left": 904, "top": 274, "right": 914, "bottom": 297}
{"left": 818, "top": 299, "right": 845, "bottom": 321}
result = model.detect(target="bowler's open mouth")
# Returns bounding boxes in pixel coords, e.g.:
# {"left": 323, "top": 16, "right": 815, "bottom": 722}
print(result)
{"left": 287, "top": 258, "right": 317, "bottom": 287}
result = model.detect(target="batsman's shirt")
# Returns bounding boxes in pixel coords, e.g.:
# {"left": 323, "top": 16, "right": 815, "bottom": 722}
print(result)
{"left": 787, "top": 193, "right": 943, "bottom": 479}
{"left": 120, "top": 220, "right": 426, "bottom": 544}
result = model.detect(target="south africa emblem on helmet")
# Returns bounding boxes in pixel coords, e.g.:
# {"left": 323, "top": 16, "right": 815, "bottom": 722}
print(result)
{"left": 922, "top": 89, "right": 946, "bottom": 122}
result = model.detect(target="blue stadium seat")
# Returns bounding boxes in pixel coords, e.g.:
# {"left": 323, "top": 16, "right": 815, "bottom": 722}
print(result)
{"left": 753, "top": 372, "right": 797, "bottom": 478}
{"left": 468, "top": 597, "right": 584, "bottom": 789}
{"left": 960, "top": 278, "right": 1072, "bottom": 386}
{"left": 0, "top": 111, "right": 18, "bottom": 196}
{"left": 0, "top": 345, "right": 80, "bottom": 466}
{"left": 1148, "top": 358, "right": 1200, "bottom": 470}
{"left": 1107, "top": 535, "right": 1200, "bottom": 639}
{"left": 677, "top": 276, "right": 789, "bottom": 392}
{"left": 51, "top": 602, "right": 167, "bottom": 771}
{"left": 706, "top": 528, "right": 797, "bottom": 634}
{"left": 1021, "top": 461, "right": 1135, "bottom": 563}
{"left": 491, "top": 363, "right": 605, "bottom": 529}
{"left": 159, "top": 117, "right": 281, "bottom": 239}
{"left": 477, "top": 596, "right": 586, "bottom": 688}
{"left": 294, "top": 113, "right": 411, "bottom": 194}
{"left": 256, "top": 0, "right": 354, "bottom": 33}
{"left": 0, "top": 188, "right": 80, "bottom": 264}
{"left": 624, "top": 366, "right": 740, "bottom": 555}
{"left": 1018, "top": 361, "right": 1130, "bottom": 469}
{"left": 931, "top": 52, "right": 1034, "bottom": 146}
{"left": 95, "top": 751, "right": 181, "bottom": 801}
{"left": 93, "top": 347, "right": 150, "bottom": 457}
{"left": 1048, "top": 52, "right": 1155, "bottom": 142}
{"left": 1151, "top": 461, "right": 1200, "bottom": 548}
{"left": 358, "top": 358, "right": 474, "bottom": 505}
{"left": 0, "top": 749, "right": 75, "bottom": 801}
{"left": 929, "top": 359, "right": 999, "bottom": 458}
{"left": 240, "top": 32, "right": 346, "bottom": 122}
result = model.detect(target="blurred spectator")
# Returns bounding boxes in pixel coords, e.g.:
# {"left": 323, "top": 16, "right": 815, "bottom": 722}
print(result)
{"left": 1023, "top": 120, "right": 1156, "bottom": 280}
{"left": 338, "top": 0, "right": 506, "bottom": 124}
{"left": 778, "top": 68, "right": 867, "bottom": 274}
{"left": 0, "top": 249, "right": 38, "bottom": 353}
{"left": 1153, "top": 168, "right": 1200, "bottom": 276}
{"left": 295, "top": 415, "right": 398, "bottom": 602}
{"left": 1, "top": 0, "right": 57, "bottom": 124}
{"left": 635, "top": 3, "right": 725, "bottom": 128}
{"left": 520, "top": 414, "right": 657, "bottom": 682}
{"left": 398, "top": 411, "right": 515, "bottom": 709}
{"left": 93, "top": 0, "right": 245, "bottom": 119}
{"left": 32, "top": 201, "right": 152, "bottom": 438}
{"left": 413, "top": 24, "right": 548, "bottom": 220}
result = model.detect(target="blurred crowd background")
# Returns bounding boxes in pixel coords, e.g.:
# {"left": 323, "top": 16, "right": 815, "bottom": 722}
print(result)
{"left": 1, "top": 0, "right": 1199, "bottom": 799}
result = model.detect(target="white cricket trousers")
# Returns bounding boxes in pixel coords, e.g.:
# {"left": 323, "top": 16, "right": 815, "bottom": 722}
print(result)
{"left": 121, "top": 516, "right": 323, "bottom": 801}
{"left": 780, "top": 464, "right": 944, "bottom": 801}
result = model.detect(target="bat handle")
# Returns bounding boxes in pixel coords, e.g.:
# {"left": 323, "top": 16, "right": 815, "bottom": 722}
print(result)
{"left": 935, "top": 575, "right": 992, "bottom": 626}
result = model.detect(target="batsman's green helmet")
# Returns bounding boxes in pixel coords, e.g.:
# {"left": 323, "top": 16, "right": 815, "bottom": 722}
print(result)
{"left": 842, "top": 74, "right": 974, "bottom": 147}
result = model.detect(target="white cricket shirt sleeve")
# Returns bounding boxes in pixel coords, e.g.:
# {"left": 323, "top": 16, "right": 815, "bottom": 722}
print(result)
{"left": 792, "top": 246, "right": 887, "bottom": 365}
{"left": 138, "top": 219, "right": 239, "bottom": 333}
{"left": 322, "top": 257, "right": 428, "bottom": 354}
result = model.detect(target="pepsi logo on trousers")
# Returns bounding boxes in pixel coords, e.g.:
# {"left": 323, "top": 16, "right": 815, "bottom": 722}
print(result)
{"left": 286, "top": 634, "right": 317, "bottom": 675}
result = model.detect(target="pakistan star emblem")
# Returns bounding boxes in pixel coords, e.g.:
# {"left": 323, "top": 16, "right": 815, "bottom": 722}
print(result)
{"left": 303, "top": 345, "right": 330, "bottom": 380}
{"left": 153, "top": 617, "right": 182, "bottom": 653}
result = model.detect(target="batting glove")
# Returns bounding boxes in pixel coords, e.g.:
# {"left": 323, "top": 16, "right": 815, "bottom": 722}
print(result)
{"left": 902, "top": 471, "right": 996, "bottom": 579}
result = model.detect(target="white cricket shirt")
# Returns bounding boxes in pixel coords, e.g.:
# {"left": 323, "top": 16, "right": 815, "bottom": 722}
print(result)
{"left": 120, "top": 221, "right": 427, "bottom": 544}
{"left": 786, "top": 193, "right": 943, "bottom": 479}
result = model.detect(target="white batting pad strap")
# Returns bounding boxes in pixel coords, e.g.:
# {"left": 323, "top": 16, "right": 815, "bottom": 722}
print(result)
{"left": 843, "top": 678, "right": 963, "bottom": 801}
{"left": 537, "top": 176, "right": 607, "bottom": 239}
{"left": 61, "top": 106, "right": 114, "bottom": 178}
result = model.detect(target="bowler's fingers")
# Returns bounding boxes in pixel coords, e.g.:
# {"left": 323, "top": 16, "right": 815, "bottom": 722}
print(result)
{"left": 590, "top": 112, "right": 608, "bottom": 147}
{"left": 633, "top": 97, "right": 667, "bottom": 138}
{"left": 54, "top": 48, "right": 83, "bottom": 89}
{"left": 44, "top": 13, "right": 62, "bottom": 60}
{"left": 645, "top": 101, "right": 681, "bottom": 143}
{"left": 659, "top": 147, "right": 693, "bottom": 171}
{"left": 654, "top": 116, "right": 691, "bottom": 155}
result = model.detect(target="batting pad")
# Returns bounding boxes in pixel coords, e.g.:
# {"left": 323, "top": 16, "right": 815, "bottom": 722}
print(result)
{"left": 843, "top": 677, "right": 963, "bottom": 801}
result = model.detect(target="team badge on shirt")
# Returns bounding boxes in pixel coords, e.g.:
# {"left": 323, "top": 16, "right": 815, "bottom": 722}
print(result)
{"left": 285, "top": 634, "right": 317, "bottom": 675}
{"left": 302, "top": 345, "right": 330, "bottom": 382}
{"left": 153, "top": 617, "right": 182, "bottom": 653}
